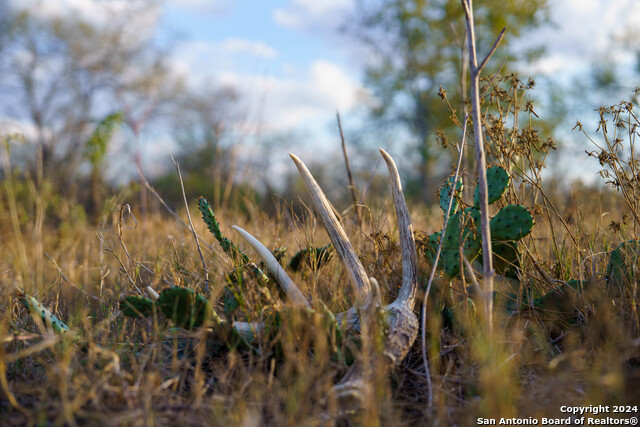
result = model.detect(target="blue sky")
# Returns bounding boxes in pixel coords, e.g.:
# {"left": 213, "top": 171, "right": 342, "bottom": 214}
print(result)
{"left": 4, "top": 0, "right": 640, "bottom": 183}
{"left": 160, "top": 0, "right": 364, "bottom": 135}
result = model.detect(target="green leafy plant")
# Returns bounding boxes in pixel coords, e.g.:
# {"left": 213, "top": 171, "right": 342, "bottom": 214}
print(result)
{"left": 424, "top": 165, "right": 534, "bottom": 279}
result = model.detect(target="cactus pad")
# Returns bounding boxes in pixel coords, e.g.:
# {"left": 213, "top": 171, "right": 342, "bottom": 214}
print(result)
{"left": 474, "top": 166, "right": 509, "bottom": 207}
{"left": 439, "top": 211, "right": 481, "bottom": 278}
{"left": 120, "top": 295, "right": 155, "bottom": 318}
{"left": 490, "top": 204, "right": 534, "bottom": 241}
{"left": 158, "top": 287, "right": 212, "bottom": 330}
{"left": 491, "top": 241, "right": 520, "bottom": 279}
{"left": 19, "top": 294, "right": 71, "bottom": 334}
{"left": 424, "top": 231, "right": 442, "bottom": 267}
{"left": 289, "top": 244, "right": 333, "bottom": 271}
{"left": 606, "top": 239, "right": 640, "bottom": 292}
{"left": 439, "top": 174, "right": 464, "bottom": 216}
{"left": 464, "top": 206, "right": 481, "bottom": 227}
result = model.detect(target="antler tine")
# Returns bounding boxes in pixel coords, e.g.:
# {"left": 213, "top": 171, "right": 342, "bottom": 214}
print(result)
{"left": 290, "top": 153, "right": 371, "bottom": 307}
{"left": 379, "top": 148, "right": 418, "bottom": 309}
{"left": 232, "top": 225, "right": 310, "bottom": 309}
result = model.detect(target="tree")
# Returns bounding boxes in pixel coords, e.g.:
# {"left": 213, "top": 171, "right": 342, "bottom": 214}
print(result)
{"left": 0, "top": 1, "right": 175, "bottom": 199}
{"left": 350, "top": 0, "right": 548, "bottom": 202}
{"left": 152, "top": 84, "right": 247, "bottom": 210}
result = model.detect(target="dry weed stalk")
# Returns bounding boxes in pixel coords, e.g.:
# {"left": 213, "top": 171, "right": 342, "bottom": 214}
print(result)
{"left": 461, "top": 0, "right": 507, "bottom": 333}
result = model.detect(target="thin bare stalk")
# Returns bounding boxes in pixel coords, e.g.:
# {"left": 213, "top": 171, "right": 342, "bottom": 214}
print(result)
{"left": 461, "top": 0, "right": 506, "bottom": 334}
{"left": 337, "top": 111, "right": 362, "bottom": 229}
{"left": 45, "top": 253, "right": 100, "bottom": 302}
{"left": 135, "top": 163, "right": 215, "bottom": 252}
{"left": 421, "top": 113, "right": 469, "bottom": 408}
{"left": 171, "top": 155, "right": 209, "bottom": 294}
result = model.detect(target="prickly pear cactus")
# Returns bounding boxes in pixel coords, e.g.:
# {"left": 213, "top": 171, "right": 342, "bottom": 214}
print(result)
{"left": 439, "top": 174, "right": 464, "bottom": 216}
{"left": 19, "top": 294, "right": 72, "bottom": 334}
{"left": 425, "top": 166, "right": 534, "bottom": 280}
{"left": 491, "top": 241, "right": 520, "bottom": 279}
{"left": 473, "top": 165, "right": 510, "bottom": 207}
{"left": 606, "top": 239, "right": 640, "bottom": 294}
{"left": 438, "top": 210, "right": 481, "bottom": 278}
{"left": 120, "top": 295, "right": 155, "bottom": 319}
{"left": 158, "top": 287, "right": 212, "bottom": 330}
{"left": 490, "top": 204, "right": 535, "bottom": 241}
{"left": 289, "top": 244, "right": 334, "bottom": 272}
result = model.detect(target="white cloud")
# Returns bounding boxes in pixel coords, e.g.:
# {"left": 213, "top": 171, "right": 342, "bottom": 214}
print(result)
{"left": 9, "top": 0, "right": 159, "bottom": 28}
{"left": 214, "top": 60, "right": 363, "bottom": 131}
{"left": 521, "top": 0, "right": 640, "bottom": 76}
{"left": 0, "top": 117, "right": 43, "bottom": 142}
{"left": 169, "top": 39, "right": 279, "bottom": 89}
{"left": 166, "top": 0, "right": 230, "bottom": 16}
{"left": 215, "top": 38, "right": 278, "bottom": 58}
{"left": 272, "top": 0, "right": 355, "bottom": 33}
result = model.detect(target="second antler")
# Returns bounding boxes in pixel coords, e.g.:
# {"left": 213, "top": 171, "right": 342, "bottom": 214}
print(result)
{"left": 231, "top": 148, "right": 419, "bottom": 405}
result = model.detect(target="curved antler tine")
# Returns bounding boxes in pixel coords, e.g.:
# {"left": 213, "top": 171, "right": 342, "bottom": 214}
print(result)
{"left": 379, "top": 148, "right": 418, "bottom": 309}
{"left": 232, "top": 225, "right": 310, "bottom": 308}
{"left": 290, "top": 153, "right": 371, "bottom": 306}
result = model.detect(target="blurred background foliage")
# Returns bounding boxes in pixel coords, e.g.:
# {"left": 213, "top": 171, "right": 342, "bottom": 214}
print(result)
{"left": 0, "top": 0, "right": 638, "bottom": 224}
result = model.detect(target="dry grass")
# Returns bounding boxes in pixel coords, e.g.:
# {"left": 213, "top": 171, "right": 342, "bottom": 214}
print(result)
{"left": 2, "top": 85, "right": 640, "bottom": 425}
{"left": 0, "top": 174, "right": 639, "bottom": 426}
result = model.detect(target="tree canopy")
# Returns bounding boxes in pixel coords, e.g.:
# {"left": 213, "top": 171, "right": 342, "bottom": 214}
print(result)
{"left": 351, "top": 0, "right": 549, "bottom": 201}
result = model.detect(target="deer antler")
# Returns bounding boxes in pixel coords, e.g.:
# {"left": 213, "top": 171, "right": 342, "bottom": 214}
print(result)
{"left": 232, "top": 149, "right": 418, "bottom": 407}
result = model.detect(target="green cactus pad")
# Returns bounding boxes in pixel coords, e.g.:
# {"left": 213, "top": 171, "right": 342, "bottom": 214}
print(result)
{"left": 530, "top": 283, "right": 580, "bottom": 326}
{"left": 289, "top": 244, "right": 333, "bottom": 271}
{"left": 424, "top": 231, "right": 442, "bottom": 266}
{"left": 223, "top": 287, "right": 240, "bottom": 317}
{"left": 19, "top": 294, "right": 72, "bottom": 334}
{"left": 439, "top": 211, "right": 481, "bottom": 278}
{"left": 567, "top": 279, "right": 586, "bottom": 291}
{"left": 491, "top": 241, "right": 520, "bottom": 279}
{"left": 490, "top": 204, "right": 534, "bottom": 241}
{"left": 120, "top": 295, "right": 155, "bottom": 318}
{"left": 474, "top": 166, "right": 510, "bottom": 207}
{"left": 158, "top": 287, "right": 212, "bottom": 330}
{"left": 439, "top": 174, "right": 464, "bottom": 216}
{"left": 464, "top": 206, "right": 481, "bottom": 227}
{"left": 606, "top": 239, "right": 640, "bottom": 292}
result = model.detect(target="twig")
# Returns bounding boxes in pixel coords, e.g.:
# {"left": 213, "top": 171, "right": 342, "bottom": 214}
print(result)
{"left": 461, "top": 0, "right": 506, "bottom": 335}
{"left": 337, "top": 111, "right": 362, "bottom": 229}
{"left": 463, "top": 256, "right": 482, "bottom": 296}
{"left": 171, "top": 154, "right": 209, "bottom": 294}
{"left": 134, "top": 163, "right": 215, "bottom": 253}
{"left": 478, "top": 27, "right": 506, "bottom": 73}
{"left": 421, "top": 113, "right": 469, "bottom": 408}
{"left": 45, "top": 253, "right": 101, "bottom": 302}
{"left": 113, "top": 205, "right": 175, "bottom": 289}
